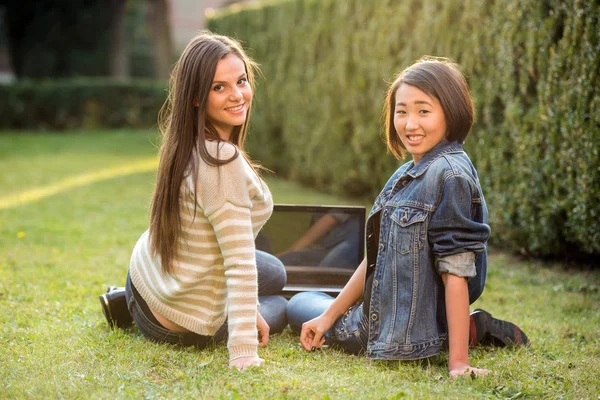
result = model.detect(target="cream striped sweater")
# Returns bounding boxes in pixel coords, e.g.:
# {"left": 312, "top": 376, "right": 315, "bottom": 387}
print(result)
{"left": 129, "top": 140, "right": 273, "bottom": 361}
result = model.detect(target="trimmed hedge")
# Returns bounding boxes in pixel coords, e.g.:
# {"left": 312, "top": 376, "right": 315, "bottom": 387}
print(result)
{"left": 0, "top": 79, "right": 166, "bottom": 130}
{"left": 209, "top": 0, "right": 600, "bottom": 258}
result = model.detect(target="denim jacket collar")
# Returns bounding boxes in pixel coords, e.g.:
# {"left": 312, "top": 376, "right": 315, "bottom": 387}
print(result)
{"left": 405, "top": 139, "right": 464, "bottom": 179}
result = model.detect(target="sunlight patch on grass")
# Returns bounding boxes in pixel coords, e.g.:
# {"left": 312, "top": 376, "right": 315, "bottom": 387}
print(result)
{"left": 0, "top": 157, "right": 158, "bottom": 210}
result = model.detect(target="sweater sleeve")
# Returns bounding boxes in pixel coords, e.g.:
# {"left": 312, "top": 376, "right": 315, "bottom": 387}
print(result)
{"left": 206, "top": 202, "right": 259, "bottom": 361}
{"left": 196, "top": 142, "right": 259, "bottom": 361}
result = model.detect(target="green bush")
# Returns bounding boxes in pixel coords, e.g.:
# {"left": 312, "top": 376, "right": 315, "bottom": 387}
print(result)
{"left": 209, "top": 0, "right": 600, "bottom": 258}
{"left": 1, "top": 0, "right": 155, "bottom": 79}
{"left": 0, "top": 79, "right": 166, "bottom": 130}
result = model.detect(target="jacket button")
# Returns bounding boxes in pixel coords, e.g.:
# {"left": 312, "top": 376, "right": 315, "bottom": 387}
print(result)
{"left": 373, "top": 280, "right": 379, "bottom": 287}
{"left": 379, "top": 243, "right": 385, "bottom": 251}
{"left": 371, "top": 313, "right": 378, "bottom": 321}
{"left": 402, "top": 180, "right": 408, "bottom": 187}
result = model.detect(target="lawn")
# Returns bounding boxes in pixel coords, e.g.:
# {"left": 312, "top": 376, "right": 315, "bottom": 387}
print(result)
{"left": 1, "top": 130, "right": 599, "bottom": 399}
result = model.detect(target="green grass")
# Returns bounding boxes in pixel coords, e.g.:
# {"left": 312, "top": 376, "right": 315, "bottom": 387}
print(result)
{"left": 1, "top": 130, "right": 599, "bottom": 399}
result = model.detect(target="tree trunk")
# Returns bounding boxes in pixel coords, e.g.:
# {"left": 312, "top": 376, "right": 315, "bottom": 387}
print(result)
{"left": 107, "top": 0, "right": 128, "bottom": 79}
{"left": 147, "top": 0, "right": 173, "bottom": 80}
{"left": 2, "top": 3, "right": 28, "bottom": 79}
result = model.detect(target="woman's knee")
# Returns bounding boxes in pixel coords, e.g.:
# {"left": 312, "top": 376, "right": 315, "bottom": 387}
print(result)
{"left": 286, "top": 292, "right": 332, "bottom": 332}
{"left": 256, "top": 250, "right": 287, "bottom": 294}
{"left": 285, "top": 294, "right": 305, "bottom": 333}
{"left": 258, "top": 295, "right": 288, "bottom": 334}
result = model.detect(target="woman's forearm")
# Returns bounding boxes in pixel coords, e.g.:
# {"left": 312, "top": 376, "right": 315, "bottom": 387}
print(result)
{"left": 323, "top": 257, "right": 367, "bottom": 320}
{"left": 442, "top": 273, "right": 471, "bottom": 371}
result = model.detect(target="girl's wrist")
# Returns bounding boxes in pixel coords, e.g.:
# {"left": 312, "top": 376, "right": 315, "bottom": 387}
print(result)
{"left": 322, "top": 308, "right": 341, "bottom": 324}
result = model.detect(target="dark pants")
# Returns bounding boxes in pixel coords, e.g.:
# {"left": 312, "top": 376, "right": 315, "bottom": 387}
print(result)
{"left": 125, "top": 250, "right": 288, "bottom": 348}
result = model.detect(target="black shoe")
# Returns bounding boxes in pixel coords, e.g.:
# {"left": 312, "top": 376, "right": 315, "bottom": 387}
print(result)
{"left": 470, "top": 309, "right": 529, "bottom": 347}
{"left": 99, "top": 288, "right": 133, "bottom": 329}
{"left": 106, "top": 286, "right": 123, "bottom": 293}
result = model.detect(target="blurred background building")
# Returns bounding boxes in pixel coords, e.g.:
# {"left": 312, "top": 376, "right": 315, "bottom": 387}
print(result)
{"left": 170, "top": 0, "right": 257, "bottom": 50}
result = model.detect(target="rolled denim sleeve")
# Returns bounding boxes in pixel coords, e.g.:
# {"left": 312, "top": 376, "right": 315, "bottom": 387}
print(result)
{"left": 429, "top": 175, "right": 491, "bottom": 259}
{"left": 435, "top": 252, "right": 476, "bottom": 278}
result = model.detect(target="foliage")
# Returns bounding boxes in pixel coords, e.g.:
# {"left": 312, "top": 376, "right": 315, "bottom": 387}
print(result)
{"left": 0, "top": 131, "right": 599, "bottom": 398}
{"left": 0, "top": 79, "right": 166, "bottom": 130}
{"left": 1, "top": 0, "right": 109, "bottom": 77}
{"left": 126, "top": 0, "right": 158, "bottom": 78}
{"left": 0, "top": 0, "right": 155, "bottom": 78}
{"left": 208, "top": 0, "right": 600, "bottom": 258}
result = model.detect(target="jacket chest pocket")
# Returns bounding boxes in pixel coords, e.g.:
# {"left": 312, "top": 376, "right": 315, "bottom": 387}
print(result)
{"left": 389, "top": 207, "right": 428, "bottom": 254}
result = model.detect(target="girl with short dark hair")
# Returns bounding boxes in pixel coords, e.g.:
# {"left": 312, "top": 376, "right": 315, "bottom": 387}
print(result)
{"left": 287, "top": 57, "right": 528, "bottom": 377}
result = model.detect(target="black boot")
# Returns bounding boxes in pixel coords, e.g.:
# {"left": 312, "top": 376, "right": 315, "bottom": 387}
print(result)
{"left": 99, "top": 288, "right": 133, "bottom": 329}
{"left": 469, "top": 309, "right": 529, "bottom": 347}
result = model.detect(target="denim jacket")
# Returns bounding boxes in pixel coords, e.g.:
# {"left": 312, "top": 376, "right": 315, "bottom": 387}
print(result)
{"left": 364, "top": 139, "right": 490, "bottom": 360}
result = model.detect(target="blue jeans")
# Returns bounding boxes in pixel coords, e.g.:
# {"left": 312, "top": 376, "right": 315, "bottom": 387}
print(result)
{"left": 286, "top": 292, "right": 368, "bottom": 355}
{"left": 126, "top": 250, "right": 288, "bottom": 348}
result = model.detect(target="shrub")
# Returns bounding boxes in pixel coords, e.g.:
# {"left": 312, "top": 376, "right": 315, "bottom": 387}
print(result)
{"left": 0, "top": 79, "right": 166, "bottom": 130}
{"left": 208, "top": 0, "right": 600, "bottom": 258}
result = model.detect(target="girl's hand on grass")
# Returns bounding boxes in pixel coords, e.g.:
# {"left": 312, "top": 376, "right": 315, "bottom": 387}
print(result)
{"left": 449, "top": 364, "right": 490, "bottom": 378}
{"left": 229, "top": 356, "right": 265, "bottom": 371}
{"left": 257, "top": 311, "right": 270, "bottom": 347}
{"left": 300, "top": 314, "right": 334, "bottom": 351}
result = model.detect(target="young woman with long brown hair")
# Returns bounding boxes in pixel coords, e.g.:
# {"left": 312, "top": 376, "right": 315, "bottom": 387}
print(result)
{"left": 100, "top": 32, "right": 287, "bottom": 371}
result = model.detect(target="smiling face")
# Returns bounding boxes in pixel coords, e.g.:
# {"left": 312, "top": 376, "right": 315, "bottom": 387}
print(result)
{"left": 205, "top": 54, "right": 252, "bottom": 141}
{"left": 393, "top": 83, "right": 447, "bottom": 164}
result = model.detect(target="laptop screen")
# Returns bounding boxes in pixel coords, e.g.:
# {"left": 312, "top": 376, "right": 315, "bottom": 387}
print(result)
{"left": 255, "top": 204, "right": 366, "bottom": 296}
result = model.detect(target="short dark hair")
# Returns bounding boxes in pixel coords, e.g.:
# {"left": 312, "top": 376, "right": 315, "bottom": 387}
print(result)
{"left": 384, "top": 57, "right": 475, "bottom": 159}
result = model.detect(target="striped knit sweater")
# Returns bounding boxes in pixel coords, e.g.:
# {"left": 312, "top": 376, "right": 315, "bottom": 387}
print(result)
{"left": 129, "top": 140, "right": 273, "bottom": 361}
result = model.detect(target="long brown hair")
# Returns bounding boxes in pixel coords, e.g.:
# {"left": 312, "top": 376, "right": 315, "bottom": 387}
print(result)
{"left": 384, "top": 56, "right": 475, "bottom": 159}
{"left": 150, "top": 31, "right": 259, "bottom": 274}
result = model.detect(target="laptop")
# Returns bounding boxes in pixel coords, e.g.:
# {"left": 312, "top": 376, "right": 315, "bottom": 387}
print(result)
{"left": 255, "top": 204, "right": 366, "bottom": 297}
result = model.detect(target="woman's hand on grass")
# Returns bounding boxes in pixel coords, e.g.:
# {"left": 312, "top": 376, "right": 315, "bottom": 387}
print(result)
{"left": 449, "top": 363, "right": 490, "bottom": 378}
{"left": 300, "top": 314, "right": 334, "bottom": 351}
{"left": 229, "top": 356, "right": 265, "bottom": 371}
{"left": 257, "top": 311, "right": 270, "bottom": 347}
